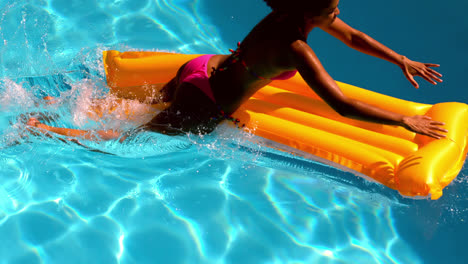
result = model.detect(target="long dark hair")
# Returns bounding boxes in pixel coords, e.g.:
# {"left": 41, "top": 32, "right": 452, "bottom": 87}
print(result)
{"left": 263, "top": 0, "right": 333, "bottom": 15}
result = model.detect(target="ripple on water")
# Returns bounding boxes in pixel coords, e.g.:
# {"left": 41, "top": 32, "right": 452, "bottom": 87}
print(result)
{"left": 99, "top": 131, "right": 192, "bottom": 158}
{"left": 18, "top": 211, "right": 68, "bottom": 245}
{"left": 72, "top": 224, "right": 120, "bottom": 263}
{"left": 0, "top": 156, "right": 31, "bottom": 212}
{"left": 166, "top": 187, "right": 226, "bottom": 220}
{"left": 224, "top": 233, "right": 274, "bottom": 264}
{"left": 41, "top": 223, "right": 119, "bottom": 264}
{"left": 98, "top": 0, "right": 150, "bottom": 15}
{"left": 50, "top": 0, "right": 99, "bottom": 18}
{"left": 30, "top": 163, "right": 76, "bottom": 201}
{"left": 74, "top": 11, "right": 115, "bottom": 44}
{"left": 123, "top": 226, "right": 187, "bottom": 264}
{"left": 108, "top": 197, "right": 138, "bottom": 224}
{"left": 30, "top": 0, "right": 48, "bottom": 7}
{"left": 224, "top": 198, "right": 312, "bottom": 261}
{"left": 88, "top": 215, "right": 121, "bottom": 236}
{"left": 0, "top": 217, "right": 26, "bottom": 260}
{"left": 8, "top": 250, "right": 42, "bottom": 264}
{"left": 114, "top": 14, "right": 180, "bottom": 49}
{"left": 64, "top": 162, "right": 137, "bottom": 217}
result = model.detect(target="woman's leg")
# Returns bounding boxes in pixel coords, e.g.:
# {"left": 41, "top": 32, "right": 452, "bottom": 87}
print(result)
{"left": 27, "top": 117, "right": 121, "bottom": 141}
{"left": 149, "top": 61, "right": 189, "bottom": 104}
{"left": 142, "top": 82, "right": 221, "bottom": 135}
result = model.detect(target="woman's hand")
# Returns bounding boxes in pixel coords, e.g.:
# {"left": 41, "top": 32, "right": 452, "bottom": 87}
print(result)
{"left": 402, "top": 115, "right": 447, "bottom": 139}
{"left": 401, "top": 56, "right": 443, "bottom": 88}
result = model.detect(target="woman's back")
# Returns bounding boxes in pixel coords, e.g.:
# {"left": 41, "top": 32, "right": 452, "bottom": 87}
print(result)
{"left": 210, "top": 12, "right": 303, "bottom": 113}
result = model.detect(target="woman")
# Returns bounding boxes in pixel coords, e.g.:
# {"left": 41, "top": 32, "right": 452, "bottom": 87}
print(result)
{"left": 28, "top": 0, "right": 447, "bottom": 140}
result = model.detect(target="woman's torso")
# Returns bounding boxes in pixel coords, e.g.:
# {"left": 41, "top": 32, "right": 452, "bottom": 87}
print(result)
{"left": 208, "top": 12, "right": 306, "bottom": 114}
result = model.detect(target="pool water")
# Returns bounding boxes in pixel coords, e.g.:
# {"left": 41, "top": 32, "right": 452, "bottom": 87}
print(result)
{"left": 0, "top": 0, "right": 467, "bottom": 263}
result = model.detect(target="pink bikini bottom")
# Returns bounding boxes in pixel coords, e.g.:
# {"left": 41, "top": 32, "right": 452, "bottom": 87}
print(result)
{"left": 178, "top": 54, "right": 216, "bottom": 103}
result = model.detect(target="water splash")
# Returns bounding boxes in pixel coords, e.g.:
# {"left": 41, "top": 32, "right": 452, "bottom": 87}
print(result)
{"left": 0, "top": 78, "right": 35, "bottom": 110}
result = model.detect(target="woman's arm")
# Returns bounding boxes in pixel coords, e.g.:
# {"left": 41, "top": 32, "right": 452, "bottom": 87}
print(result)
{"left": 289, "top": 40, "right": 447, "bottom": 139}
{"left": 320, "top": 18, "right": 443, "bottom": 88}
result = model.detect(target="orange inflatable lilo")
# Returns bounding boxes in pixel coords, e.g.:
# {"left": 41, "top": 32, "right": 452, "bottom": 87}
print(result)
{"left": 104, "top": 50, "right": 468, "bottom": 200}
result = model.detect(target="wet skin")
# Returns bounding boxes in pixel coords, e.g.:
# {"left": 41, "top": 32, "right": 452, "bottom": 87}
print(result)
{"left": 28, "top": 0, "right": 447, "bottom": 140}
{"left": 147, "top": 0, "right": 446, "bottom": 138}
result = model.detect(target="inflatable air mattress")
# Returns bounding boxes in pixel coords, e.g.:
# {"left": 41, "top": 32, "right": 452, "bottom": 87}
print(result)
{"left": 103, "top": 50, "right": 468, "bottom": 200}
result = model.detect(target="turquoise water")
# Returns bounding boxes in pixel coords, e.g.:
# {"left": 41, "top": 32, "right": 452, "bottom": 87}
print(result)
{"left": 0, "top": 0, "right": 467, "bottom": 263}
